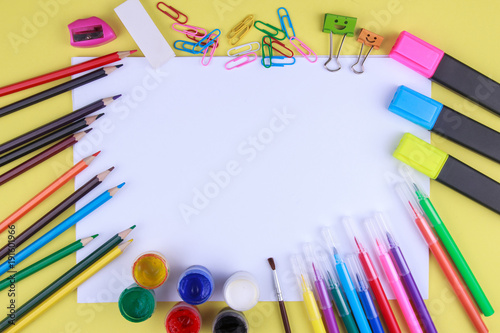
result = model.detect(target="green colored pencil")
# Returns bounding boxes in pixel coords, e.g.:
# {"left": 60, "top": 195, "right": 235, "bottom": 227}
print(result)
{"left": 0, "top": 235, "right": 98, "bottom": 291}
{"left": 402, "top": 169, "right": 494, "bottom": 317}
{"left": 0, "top": 225, "right": 135, "bottom": 330}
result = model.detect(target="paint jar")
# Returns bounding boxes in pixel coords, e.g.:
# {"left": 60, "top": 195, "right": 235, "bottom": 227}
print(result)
{"left": 223, "top": 271, "right": 260, "bottom": 311}
{"left": 118, "top": 283, "right": 156, "bottom": 323}
{"left": 132, "top": 251, "right": 169, "bottom": 289}
{"left": 212, "top": 308, "right": 249, "bottom": 333}
{"left": 165, "top": 302, "right": 202, "bottom": 333}
{"left": 177, "top": 265, "right": 214, "bottom": 305}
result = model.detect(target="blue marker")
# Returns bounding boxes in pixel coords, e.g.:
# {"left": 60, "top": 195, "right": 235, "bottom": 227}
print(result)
{"left": 346, "top": 255, "right": 385, "bottom": 333}
{"left": 323, "top": 227, "right": 372, "bottom": 333}
{"left": 0, "top": 184, "right": 124, "bottom": 276}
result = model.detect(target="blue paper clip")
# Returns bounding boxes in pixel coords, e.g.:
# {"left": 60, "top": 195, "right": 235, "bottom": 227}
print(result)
{"left": 262, "top": 56, "right": 295, "bottom": 67}
{"left": 261, "top": 36, "right": 273, "bottom": 68}
{"left": 194, "top": 29, "right": 221, "bottom": 52}
{"left": 174, "top": 40, "right": 200, "bottom": 54}
{"left": 278, "top": 7, "right": 295, "bottom": 39}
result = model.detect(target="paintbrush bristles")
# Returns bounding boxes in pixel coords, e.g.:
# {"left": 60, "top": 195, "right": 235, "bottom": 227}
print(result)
{"left": 268, "top": 257, "right": 276, "bottom": 270}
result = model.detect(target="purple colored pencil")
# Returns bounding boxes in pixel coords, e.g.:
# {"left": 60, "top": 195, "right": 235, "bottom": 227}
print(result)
{"left": 387, "top": 232, "right": 437, "bottom": 333}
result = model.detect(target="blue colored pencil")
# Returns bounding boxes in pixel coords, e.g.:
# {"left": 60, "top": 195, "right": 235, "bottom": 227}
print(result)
{"left": 0, "top": 183, "right": 124, "bottom": 276}
{"left": 323, "top": 228, "right": 372, "bottom": 333}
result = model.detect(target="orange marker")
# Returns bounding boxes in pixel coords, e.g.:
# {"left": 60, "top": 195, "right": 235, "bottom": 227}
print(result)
{"left": 0, "top": 152, "right": 100, "bottom": 234}
{"left": 396, "top": 183, "right": 488, "bottom": 333}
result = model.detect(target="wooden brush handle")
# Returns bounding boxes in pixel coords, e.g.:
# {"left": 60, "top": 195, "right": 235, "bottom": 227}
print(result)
{"left": 279, "top": 301, "right": 292, "bottom": 333}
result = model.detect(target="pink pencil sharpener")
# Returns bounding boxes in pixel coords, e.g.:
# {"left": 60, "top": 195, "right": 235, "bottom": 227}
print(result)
{"left": 68, "top": 16, "right": 116, "bottom": 48}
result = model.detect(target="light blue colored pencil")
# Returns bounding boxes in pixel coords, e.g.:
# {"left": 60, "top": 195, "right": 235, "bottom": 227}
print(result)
{"left": 0, "top": 183, "right": 124, "bottom": 276}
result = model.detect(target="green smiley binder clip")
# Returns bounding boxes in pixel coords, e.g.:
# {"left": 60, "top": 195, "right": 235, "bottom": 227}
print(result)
{"left": 323, "top": 14, "right": 357, "bottom": 72}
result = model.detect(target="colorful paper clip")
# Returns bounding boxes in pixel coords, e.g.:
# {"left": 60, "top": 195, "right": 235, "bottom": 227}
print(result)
{"left": 172, "top": 23, "right": 206, "bottom": 38}
{"left": 262, "top": 56, "right": 296, "bottom": 67}
{"left": 227, "top": 15, "right": 254, "bottom": 46}
{"left": 351, "top": 28, "right": 384, "bottom": 74}
{"left": 227, "top": 42, "right": 260, "bottom": 57}
{"left": 254, "top": 21, "right": 286, "bottom": 41}
{"left": 202, "top": 33, "right": 219, "bottom": 66}
{"left": 263, "top": 37, "right": 293, "bottom": 58}
{"left": 322, "top": 14, "right": 357, "bottom": 72}
{"left": 157, "top": 2, "right": 188, "bottom": 24}
{"left": 173, "top": 40, "right": 199, "bottom": 54}
{"left": 289, "top": 36, "right": 317, "bottom": 63}
{"left": 277, "top": 7, "right": 295, "bottom": 39}
{"left": 194, "top": 29, "right": 220, "bottom": 50}
{"left": 261, "top": 36, "right": 273, "bottom": 68}
{"left": 225, "top": 52, "right": 257, "bottom": 70}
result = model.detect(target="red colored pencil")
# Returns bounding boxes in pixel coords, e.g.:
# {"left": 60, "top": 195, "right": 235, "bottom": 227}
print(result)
{"left": 0, "top": 130, "right": 89, "bottom": 186}
{"left": 0, "top": 50, "right": 135, "bottom": 97}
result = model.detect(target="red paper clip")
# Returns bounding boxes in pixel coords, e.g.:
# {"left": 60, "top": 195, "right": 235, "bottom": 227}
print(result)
{"left": 157, "top": 2, "right": 188, "bottom": 24}
{"left": 263, "top": 37, "right": 294, "bottom": 58}
{"left": 188, "top": 32, "right": 217, "bottom": 50}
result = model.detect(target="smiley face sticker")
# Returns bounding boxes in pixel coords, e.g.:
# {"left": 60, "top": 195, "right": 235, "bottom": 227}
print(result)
{"left": 357, "top": 29, "right": 384, "bottom": 49}
{"left": 323, "top": 14, "right": 357, "bottom": 37}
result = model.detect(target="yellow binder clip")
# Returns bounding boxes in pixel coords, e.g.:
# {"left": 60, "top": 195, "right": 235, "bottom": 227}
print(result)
{"left": 227, "top": 15, "right": 254, "bottom": 46}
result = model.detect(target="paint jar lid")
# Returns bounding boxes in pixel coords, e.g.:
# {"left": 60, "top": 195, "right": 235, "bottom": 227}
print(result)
{"left": 132, "top": 251, "right": 170, "bottom": 289}
{"left": 177, "top": 265, "right": 214, "bottom": 305}
{"left": 212, "top": 308, "right": 248, "bottom": 333}
{"left": 119, "top": 283, "right": 156, "bottom": 323}
{"left": 165, "top": 302, "right": 202, "bottom": 333}
{"left": 223, "top": 271, "right": 260, "bottom": 311}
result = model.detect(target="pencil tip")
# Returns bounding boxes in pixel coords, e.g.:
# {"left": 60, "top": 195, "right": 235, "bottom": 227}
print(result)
{"left": 96, "top": 113, "right": 105, "bottom": 120}
{"left": 130, "top": 50, "right": 137, "bottom": 54}
{"left": 116, "top": 64, "right": 124, "bottom": 68}
{"left": 84, "top": 128, "right": 93, "bottom": 134}
{"left": 117, "top": 182, "right": 126, "bottom": 188}
{"left": 108, "top": 166, "right": 115, "bottom": 172}
{"left": 130, "top": 225, "right": 136, "bottom": 230}
{"left": 92, "top": 151, "right": 101, "bottom": 157}
{"left": 267, "top": 257, "right": 276, "bottom": 270}
{"left": 113, "top": 94, "right": 122, "bottom": 100}
{"left": 92, "top": 234, "right": 99, "bottom": 239}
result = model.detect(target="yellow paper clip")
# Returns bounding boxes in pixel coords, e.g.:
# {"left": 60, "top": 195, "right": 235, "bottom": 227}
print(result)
{"left": 227, "top": 15, "right": 254, "bottom": 46}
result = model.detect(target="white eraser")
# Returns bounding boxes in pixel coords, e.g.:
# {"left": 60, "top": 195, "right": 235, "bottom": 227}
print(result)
{"left": 115, "top": 0, "right": 175, "bottom": 68}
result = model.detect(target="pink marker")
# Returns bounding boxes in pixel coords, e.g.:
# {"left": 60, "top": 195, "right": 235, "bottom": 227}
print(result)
{"left": 365, "top": 218, "right": 423, "bottom": 333}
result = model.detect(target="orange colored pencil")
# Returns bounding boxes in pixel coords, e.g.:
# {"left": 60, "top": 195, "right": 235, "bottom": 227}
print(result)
{"left": 0, "top": 152, "right": 100, "bottom": 234}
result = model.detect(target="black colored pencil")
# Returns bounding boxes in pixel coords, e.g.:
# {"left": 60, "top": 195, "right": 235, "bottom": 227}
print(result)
{"left": 0, "top": 226, "right": 135, "bottom": 330}
{"left": 0, "top": 114, "right": 102, "bottom": 167}
{"left": 0, "top": 167, "right": 114, "bottom": 261}
{"left": 0, "top": 95, "right": 120, "bottom": 155}
{"left": 0, "top": 65, "right": 122, "bottom": 118}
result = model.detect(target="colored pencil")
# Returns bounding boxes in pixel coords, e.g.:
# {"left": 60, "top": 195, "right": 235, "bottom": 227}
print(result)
{"left": 268, "top": 258, "right": 292, "bottom": 333}
{"left": 0, "top": 115, "right": 102, "bottom": 167}
{"left": 0, "top": 50, "right": 135, "bottom": 97}
{"left": 0, "top": 235, "right": 97, "bottom": 291}
{"left": 4, "top": 240, "right": 132, "bottom": 333}
{"left": 0, "top": 96, "right": 119, "bottom": 155}
{"left": 0, "top": 167, "right": 113, "bottom": 261}
{"left": 0, "top": 152, "right": 99, "bottom": 234}
{"left": 0, "top": 228, "right": 134, "bottom": 331}
{"left": 0, "top": 184, "right": 125, "bottom": 276}
{"left": 0, "top": 130, "right": 89, "bottom": 186}
{"left": 0, "top": 65, "right": 122, "bottom": 118}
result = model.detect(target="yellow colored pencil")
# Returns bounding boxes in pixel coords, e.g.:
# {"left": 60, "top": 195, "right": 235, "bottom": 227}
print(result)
{"left": 5, "top": 240, "right": 132, "bottom": 333}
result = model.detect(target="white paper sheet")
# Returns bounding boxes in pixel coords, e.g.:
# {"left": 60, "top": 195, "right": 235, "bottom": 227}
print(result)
{"left": 72, "top": 56, "right": 431, "bottom": 303}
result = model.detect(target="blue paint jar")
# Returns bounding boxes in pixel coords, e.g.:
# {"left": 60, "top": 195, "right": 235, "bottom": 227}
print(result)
{"left": 177, "top": 265, "right": 214, "bottom": 305}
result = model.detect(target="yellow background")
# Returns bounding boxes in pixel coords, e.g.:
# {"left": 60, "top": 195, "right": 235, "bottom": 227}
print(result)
{"left": 0, "top": 0, "right": 499, "bottom": 332}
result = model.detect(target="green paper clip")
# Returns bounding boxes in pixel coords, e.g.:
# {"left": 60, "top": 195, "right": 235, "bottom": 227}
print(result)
{"left": 254, "top": 20, "right": 286, "bottom": 40}
{"left": 261, "top": 36, "right": 273, "bottom": 68}
{"left": 322, "top": 14, "right": 357, "bottom": 72}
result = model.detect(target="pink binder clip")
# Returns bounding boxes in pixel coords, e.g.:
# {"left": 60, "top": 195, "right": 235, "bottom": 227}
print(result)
{"left": 290, "top": 36, "right": 317, "bottom": 63}
{"left": 68, "top": 17, "right": 116, "bottom": 48}
{"left": 225, "top": 52, "right": 257, "bottom": 70}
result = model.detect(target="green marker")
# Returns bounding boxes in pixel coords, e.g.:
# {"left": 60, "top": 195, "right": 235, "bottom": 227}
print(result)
{"left": 401, "top": 167, "right": 494, "bottom": 317}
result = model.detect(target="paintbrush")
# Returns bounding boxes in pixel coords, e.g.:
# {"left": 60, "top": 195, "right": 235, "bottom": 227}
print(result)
{"left": 268, "top": 257, "right": 292, "bottom": 333}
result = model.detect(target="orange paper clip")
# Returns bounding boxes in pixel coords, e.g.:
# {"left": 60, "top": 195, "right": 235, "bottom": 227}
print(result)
{"left": 227, "top": 15, "right": 254, "bottom": 46}
{"left": 157, "top": 2, "right": 188, "bottom": 24}
{"left": 263, "top": 37, "right": 294, "bottom": 58}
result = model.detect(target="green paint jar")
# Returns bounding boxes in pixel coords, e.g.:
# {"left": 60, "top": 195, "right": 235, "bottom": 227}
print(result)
{"left": 118, "top": 283, "right": 156, "bottom": 322}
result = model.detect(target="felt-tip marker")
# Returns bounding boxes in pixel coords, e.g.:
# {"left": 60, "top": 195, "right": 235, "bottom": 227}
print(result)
{"left": 394, "top": 132, "right": 500, "bottom": 215}
{"left": 389, "top": 85, "right": 500, "bottom": 164}
{"left": 390, "top": 31, "right": 500, "bottom": 117}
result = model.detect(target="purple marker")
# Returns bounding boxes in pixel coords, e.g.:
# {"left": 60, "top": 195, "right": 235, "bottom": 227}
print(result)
{"left": 303, "top": 243, "right": 340, "bottom": 333}
{"left": 374, "top": 213, "right": 437, "bottom": 333}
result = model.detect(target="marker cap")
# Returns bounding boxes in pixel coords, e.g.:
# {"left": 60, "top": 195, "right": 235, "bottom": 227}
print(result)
{"left": 389, "top": 86, "right": 444, "bottom": 130}
{"left": 389, "top": 31, "right": 444, "bottom": 78}
{"left": 393, "top": 133, "right": 448, "bottom": 179}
